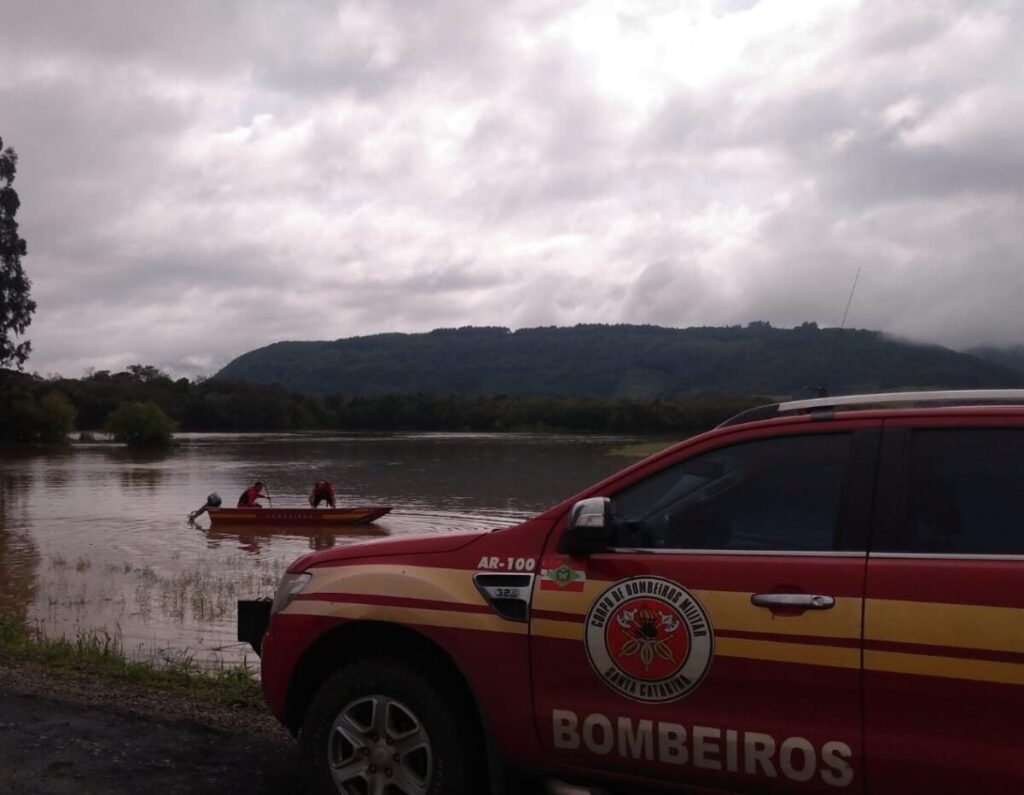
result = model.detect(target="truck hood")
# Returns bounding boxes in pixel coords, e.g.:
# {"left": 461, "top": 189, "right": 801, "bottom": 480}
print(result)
{"left": 286, "top": 530, "right": 487, "bottom": 573}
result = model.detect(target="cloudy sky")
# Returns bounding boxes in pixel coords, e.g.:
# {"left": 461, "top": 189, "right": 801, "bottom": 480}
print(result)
{"left": 1, "top": 0, "right": 1022, "bottom": 378}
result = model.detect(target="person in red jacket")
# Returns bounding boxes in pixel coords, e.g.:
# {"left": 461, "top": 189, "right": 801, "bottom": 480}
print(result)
{"left": 237, "top": 481, "right": 268, "bottom": 508}
{"left": 308, "top": 480, "right": 336, "bottom": 508}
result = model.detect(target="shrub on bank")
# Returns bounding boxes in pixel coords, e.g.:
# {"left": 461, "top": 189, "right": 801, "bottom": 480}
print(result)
{"left": 104, "top": 400, "right": 177, "bottom": 447}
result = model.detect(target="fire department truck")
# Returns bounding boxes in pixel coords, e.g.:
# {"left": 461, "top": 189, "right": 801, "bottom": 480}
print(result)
{"left": 239, "top": 390, "right": 1024, "bottom": 794}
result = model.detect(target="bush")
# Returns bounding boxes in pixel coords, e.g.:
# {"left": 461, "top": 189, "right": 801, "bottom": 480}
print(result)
{"left": 104, "top": 401, "right": 177, "bottom": 447}
{"left": 38, "top": 392, "right": 77, "bottom": 442}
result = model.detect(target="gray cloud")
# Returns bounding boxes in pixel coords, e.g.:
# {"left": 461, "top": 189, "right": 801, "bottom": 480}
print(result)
{"left": 1, "top": 0, "right": 1023, "bottom": 379}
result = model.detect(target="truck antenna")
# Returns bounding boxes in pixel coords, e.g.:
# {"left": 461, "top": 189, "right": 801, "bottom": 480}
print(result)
{"left": 820, "top": 266, "right": 861, "bottom": 397}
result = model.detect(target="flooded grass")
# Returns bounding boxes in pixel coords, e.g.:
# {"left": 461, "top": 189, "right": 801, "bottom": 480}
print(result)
{"left": 26, "top": 551, "right": 283, "bottom": 668}
{"left": 121, "top": 555, "right": 283, "bottom": 624}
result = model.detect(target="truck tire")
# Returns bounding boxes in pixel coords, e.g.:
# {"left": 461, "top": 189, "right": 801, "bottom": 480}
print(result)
{"left": 301, "top": 660, "right": 468, "bottom": 795}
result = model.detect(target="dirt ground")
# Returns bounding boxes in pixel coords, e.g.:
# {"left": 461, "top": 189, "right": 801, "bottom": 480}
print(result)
{"left": 0, "top": 664, "right": 305, "bottom": 794}
{"left": 0, "top": 664, "right": 564, "bottom": 795}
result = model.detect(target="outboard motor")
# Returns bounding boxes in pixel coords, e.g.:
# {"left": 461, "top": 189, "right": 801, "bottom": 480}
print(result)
{"left": 188, "top": 492, "right": 222, "bottom": 522}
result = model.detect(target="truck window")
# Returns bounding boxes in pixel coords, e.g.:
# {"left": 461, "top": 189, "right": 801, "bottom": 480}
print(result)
{"left": 885, "top": 428, "right": 1024, "bottom": 555}
{"left": 610, "top": 433, "right": 853, "bottom": 551}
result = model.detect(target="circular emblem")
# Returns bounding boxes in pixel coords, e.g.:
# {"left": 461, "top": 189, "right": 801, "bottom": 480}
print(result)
{"left": 584, "top": 576, "right": 714, "bottom": 703}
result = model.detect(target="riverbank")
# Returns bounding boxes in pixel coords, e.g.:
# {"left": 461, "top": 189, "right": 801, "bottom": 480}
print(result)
{"left": 0, "top": 620, "right": 264, "bottom": 714}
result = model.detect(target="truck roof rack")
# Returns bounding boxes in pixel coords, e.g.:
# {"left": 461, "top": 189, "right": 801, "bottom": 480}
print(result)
{"left": 717, "top": 389, "right": 1024, "bottom": 428}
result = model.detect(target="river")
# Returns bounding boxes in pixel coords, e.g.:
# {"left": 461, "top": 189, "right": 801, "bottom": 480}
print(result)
{"left": 0, "top": 432, "right": 648, "bottom": 668}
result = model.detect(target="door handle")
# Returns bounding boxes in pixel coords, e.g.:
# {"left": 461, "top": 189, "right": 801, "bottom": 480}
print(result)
{"left": 751, "top": 593, "right": 835, "bottom": 610}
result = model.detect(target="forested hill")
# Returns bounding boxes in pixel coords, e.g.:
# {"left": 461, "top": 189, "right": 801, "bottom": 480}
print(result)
{"left": 214, "top": 323, "right": 1021, "bottom": 398}
{"left": 967, "top": 345, "right": 1024, "bottom": 376}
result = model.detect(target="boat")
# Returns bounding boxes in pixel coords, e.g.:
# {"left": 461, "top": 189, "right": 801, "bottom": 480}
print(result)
{"left": 208, "top": 506, "right": 392, "bottom": 526}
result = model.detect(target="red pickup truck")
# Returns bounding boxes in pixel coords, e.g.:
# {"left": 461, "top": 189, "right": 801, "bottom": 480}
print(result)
{"left": 239, "top": 390, "right": 1024, "bottom": 794}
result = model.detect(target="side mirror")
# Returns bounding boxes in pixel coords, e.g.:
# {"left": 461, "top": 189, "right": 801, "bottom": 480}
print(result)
{"left": 559, "top": 497, "right": 616, "bottom": 555}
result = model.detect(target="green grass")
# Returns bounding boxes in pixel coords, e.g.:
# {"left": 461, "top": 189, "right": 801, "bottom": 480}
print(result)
{"left": 0, "top": 620, "right": 264, "bottom": 711}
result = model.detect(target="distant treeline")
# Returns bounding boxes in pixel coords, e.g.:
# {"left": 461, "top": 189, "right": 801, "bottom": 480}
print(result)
{"left": 0, "top": 365, "right": 765, "bottom": 442}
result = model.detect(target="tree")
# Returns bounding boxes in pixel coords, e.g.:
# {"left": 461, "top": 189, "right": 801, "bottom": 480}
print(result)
{"left": 0, "top": 377, "right": 77, "bottom": 443}
{"left": 104, "top": 401, "right": 177, "bottom": 447}
{"left": 126, "top": 364, "right": 171, "bottom": 383}
{"left": 0, "top": 136, "right": 35, "bottom": 370}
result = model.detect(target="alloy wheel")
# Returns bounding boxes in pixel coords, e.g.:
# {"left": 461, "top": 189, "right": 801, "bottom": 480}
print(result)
{"left": 327, "top": 694, "right": 433, "bottom": 795}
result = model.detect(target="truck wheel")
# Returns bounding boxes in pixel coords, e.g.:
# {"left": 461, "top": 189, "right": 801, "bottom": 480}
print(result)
{"left": 301, "top": 660, "right": 468, "bottom": 795}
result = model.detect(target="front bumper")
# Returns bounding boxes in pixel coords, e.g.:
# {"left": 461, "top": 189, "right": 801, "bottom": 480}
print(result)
{"left": 237, "top": 598, "right": 272, "bottom": 655}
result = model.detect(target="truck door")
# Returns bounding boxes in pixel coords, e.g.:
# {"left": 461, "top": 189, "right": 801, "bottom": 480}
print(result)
{"left": 865, "top": 422, "right": 1024, "bottom": 794}
{"left": 530, "top": 427, "right": 878, "bottom": 793}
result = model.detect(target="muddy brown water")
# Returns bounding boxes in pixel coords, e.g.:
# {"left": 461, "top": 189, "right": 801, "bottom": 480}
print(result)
{"left": 0, "top": 432, "right": 643, "bottom": 669}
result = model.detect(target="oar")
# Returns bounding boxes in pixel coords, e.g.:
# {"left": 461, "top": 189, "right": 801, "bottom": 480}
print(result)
{"left": 264, "top": 481, "right": 273, "bottom": 508}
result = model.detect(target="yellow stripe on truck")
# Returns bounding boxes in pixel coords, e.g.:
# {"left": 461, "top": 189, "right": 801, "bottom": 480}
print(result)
{"left": 865, "top": 650, "right": 1024, "bottom": 687}
{"left": 288, "top": 600, "right": 527, "bottom": 636}
{"left": 303, "top": 564, "right": 488, "bottom": 607}
{"left": 866, "top": 599, "right": 1024, "bottom": 654}
{"left": 532, "top": 618, "right": 584, "bottom": 642}
{"left": 531, "top": 616, "right": 859, "bottom": 670}
{"left": 716, "top": 637, "right": 860, "bottom": 669}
